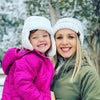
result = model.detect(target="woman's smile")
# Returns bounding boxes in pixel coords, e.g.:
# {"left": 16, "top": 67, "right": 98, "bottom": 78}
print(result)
{"left": 61, "top": 47, "right": 71, "bottom": 52}
{"left": 55, "top": 29, "right": 77, "bottom": 58}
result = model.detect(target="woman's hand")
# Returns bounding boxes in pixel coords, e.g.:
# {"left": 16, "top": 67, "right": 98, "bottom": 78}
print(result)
{"left": 51, "top": 91, "right": 56, "bottom": 100}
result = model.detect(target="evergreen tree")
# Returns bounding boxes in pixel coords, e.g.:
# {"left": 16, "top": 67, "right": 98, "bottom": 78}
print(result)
{"left": 0, "top": 0, "right": 99, "bottom": 69}
{"left": 0, "top": 0, "right": 27, "bottom": 66}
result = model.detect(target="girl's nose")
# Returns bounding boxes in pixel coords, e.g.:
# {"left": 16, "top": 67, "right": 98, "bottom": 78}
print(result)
{"left": 39, "top": 37, "right": 44, "bottom": 41}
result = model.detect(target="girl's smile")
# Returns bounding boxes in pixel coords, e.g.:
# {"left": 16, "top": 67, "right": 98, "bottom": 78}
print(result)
{"left": 37, "top": 43, "right": 47, "bottom": 47}
{"left": 29, "top": 29, "right": 51, "bottom": 55}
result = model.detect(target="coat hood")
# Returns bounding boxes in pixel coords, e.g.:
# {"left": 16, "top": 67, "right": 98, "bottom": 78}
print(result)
{"left": 22, "top": 16, "right": 56, "bottom": 58}
{"left": 2, "top": 48, "right": 26, "bottom": 75}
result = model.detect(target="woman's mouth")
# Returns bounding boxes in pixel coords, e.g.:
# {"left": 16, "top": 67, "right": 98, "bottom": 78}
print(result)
{"left": 61, "top": 47, "right": 71, "bottom": 52}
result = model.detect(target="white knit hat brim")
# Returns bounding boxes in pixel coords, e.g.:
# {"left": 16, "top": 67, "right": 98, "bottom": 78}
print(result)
{"left": 53, "top": 18, "right": 84, "bottom": 45}
{"left": 22, "top": 16, "right": 56, "bottom": 57}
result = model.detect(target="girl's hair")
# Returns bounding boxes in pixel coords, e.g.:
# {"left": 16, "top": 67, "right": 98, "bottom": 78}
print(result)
{"left": 21, "top": 29, "right": 38, "bottom": 50}
{"left": 29, "top": 29, "right": 38, "bottom": 39}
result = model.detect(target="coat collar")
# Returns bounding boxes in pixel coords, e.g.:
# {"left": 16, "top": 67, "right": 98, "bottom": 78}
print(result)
{"left": 55, "top": 53, "right": 76, "bottom": 75}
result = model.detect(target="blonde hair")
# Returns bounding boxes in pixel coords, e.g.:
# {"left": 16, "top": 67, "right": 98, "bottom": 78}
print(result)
{"left": 51, "top": 34, "right": 83, "bottom": 80}
{"left": 70, "top": 35, "right": 83, "bottom": 82}
{"left": 51, "top": 33, "right": 96, "bottom": 83}
{"left": 70, "top": 35, "right": 98, "bottom": 82}
{"left": 51, "top": 34, "right": 83, "bottom": 82}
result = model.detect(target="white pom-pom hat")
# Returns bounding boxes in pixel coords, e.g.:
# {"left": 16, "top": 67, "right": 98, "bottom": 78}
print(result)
{"left": 22, "top": 16, "right": 56, "bottom": 57}
{"left": 53, "top": 18, "right": 84, "bottom": 45}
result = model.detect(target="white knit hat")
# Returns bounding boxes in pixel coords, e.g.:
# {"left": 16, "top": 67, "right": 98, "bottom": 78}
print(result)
{"left": 22, "top": 16, "right": 56, "bottom": 57}
{"left": 53, "top": 18, "right": 84, "bottom": 45}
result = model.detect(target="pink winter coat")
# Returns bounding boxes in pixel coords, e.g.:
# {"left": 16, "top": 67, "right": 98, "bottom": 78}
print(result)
{"left": 1, "top": 48, "right": 54, "bottom": 100}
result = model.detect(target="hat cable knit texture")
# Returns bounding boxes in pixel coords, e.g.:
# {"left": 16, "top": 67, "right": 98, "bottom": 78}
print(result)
{"left": 53, "top": 18, "right": 84, "bottom": 45}
{"left": 22, "top": 16, "right": 56, "bottom": 57}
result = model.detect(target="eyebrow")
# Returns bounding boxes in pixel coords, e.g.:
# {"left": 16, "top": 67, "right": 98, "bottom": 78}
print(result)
{"left": 68, "top": 33, "right": 76, "bottom": 36}
{"left": 56, "top": 33, "right": 76, "bottom": 36}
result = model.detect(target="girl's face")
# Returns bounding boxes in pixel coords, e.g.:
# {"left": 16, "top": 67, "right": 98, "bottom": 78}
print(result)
{"left": 29, "top": 30, "right": 51, "bottom": 55}
{"left": 55, "top": 28, "right": 77, "bottom": 58}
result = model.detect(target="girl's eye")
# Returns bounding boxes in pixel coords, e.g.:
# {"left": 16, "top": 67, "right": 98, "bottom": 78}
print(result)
{"left": 32, "top": 36, "right": 37, "bottom": 39}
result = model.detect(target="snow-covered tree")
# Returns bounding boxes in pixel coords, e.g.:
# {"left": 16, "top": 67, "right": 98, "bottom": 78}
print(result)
{"left": 24, "top": 0, "right": 51, "bottom": 19}
{"left": 0, "top": 0, "right": 99, "bottom": 69}
{"left": 0, "top": 0, "right": 27, "bottom": 64}
{"left": 50, "top": 0, "right": 100, "bottom": 74}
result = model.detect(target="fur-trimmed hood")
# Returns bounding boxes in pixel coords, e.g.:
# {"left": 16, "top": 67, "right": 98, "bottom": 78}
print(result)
{"left": 22, "top": 16, "right": 56, "bottom": 57}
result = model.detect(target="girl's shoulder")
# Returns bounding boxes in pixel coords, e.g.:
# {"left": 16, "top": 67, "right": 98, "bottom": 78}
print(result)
{"left": 14, "top": 50, "right": 43, "bottom": 71}
{"left": 22, "top": 49, "right": 47, "bottom": 61}
{"left": 19, "top": 50, "right": 42, "bottom": 63}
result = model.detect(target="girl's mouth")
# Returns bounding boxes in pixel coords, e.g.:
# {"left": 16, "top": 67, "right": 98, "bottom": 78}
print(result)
{"left": 37, "top": 43, "right": 46, "bottom": 47}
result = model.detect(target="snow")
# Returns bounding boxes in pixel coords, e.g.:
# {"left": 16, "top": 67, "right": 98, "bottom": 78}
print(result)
{"left": 0, "top": 77, "right": 5, "bottom": 86}
{"left": 0, "top": 87, "right": 3, "bottom": 99}
{"left": 0, "top": 68, "right": 3, "bottom": 74}
{"left": 0, "top": 68, "right": 6, "bottom": 99}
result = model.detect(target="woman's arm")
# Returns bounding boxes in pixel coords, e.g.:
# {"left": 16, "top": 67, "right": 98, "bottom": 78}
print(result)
{"left": 81, "top": 67, "right": 100, "bottom": 100}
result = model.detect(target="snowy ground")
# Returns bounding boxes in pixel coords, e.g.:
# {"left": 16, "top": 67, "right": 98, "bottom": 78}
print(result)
{"left": 0, "top": 87, "right": 3, "bottom": 99}
{"left": 0, "top": 68, "right": 6, "bottom": 99}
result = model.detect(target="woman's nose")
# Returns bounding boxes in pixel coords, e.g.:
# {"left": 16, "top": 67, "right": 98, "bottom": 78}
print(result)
{"left": 62, "top": 38, "right": 68, "bottom": 45}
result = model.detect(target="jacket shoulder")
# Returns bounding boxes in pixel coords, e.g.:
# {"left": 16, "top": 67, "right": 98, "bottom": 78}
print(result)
{"left": 2, "top": 48, "right": 22, "bottom": 75}
{"left": 15, "top": 52, "right": 42, "bottom": 70}
{"left": 78, "top": 65, "right": 100, "bottom": 99}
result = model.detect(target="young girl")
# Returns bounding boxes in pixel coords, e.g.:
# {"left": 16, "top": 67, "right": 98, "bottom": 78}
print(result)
{"left": 51, "top": 17, "right": 100, "bottom": 100}
{"left": 1, "top": 16, "right": 56, "bottom": 100}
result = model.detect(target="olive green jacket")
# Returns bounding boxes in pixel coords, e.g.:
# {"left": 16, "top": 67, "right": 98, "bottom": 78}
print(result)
{"left": 51, "top": 55, "right": 100, "bottom": 100}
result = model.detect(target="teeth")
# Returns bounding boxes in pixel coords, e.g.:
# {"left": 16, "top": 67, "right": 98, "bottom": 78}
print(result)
{"left": 62, "top": 48, "right": 69, "bottom": 51}
{"left": 38, "top": 44, "right": 46, "bottom": 47}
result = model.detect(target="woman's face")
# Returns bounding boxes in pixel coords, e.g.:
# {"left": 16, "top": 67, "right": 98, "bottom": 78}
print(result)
{"left": 29, "top": 29, "right": 51, "bottom": 55}
{"left": 55, "top": 28, "right": 77, "bottom": 58}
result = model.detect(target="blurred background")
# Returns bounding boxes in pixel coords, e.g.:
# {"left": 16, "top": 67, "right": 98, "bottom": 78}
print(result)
{"left": 0, "top": 0, "right": 100, "bottom": 73}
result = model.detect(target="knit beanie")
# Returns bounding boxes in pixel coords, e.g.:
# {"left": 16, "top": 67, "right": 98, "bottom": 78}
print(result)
{"left": 53, "top": 18, "right": 84, "bottom": 45}
{"left": 22, "top": 16, "right": 56, "bottom": 57}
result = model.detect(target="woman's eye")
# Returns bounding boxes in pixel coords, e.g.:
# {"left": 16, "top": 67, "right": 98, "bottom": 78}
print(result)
{"left": 43, "top": 35, "right": 48, "bottom": 37}
{"left": 56, "top": 36, "right": 62, "bottom": 39}
{"left": 69, "top": 36, "right": 75, "bottom": 39}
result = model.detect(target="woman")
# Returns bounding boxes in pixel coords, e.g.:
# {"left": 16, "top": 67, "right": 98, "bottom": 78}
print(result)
{"left": 51, "top": 18, "right": 100, "bottom": 100}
